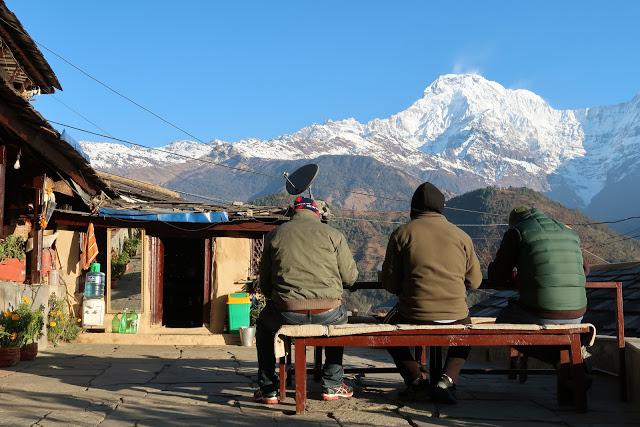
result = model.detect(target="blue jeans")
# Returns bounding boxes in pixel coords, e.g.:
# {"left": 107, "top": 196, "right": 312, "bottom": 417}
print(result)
{"left": 256, "top": 301, "right": 348, "bottom": 392}
{"left": 496, "top": 300, "right": 583, "bottom": 364}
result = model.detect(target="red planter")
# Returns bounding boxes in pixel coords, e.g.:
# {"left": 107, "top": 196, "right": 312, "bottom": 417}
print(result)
{"left": 0, "top": 258, "right": 26, "bottom": 283}
{"left": 20, "top": 343, "right": 38, "bottom": 361}
{"left": 0, "top": 347, "right": 20, "bottom": 367}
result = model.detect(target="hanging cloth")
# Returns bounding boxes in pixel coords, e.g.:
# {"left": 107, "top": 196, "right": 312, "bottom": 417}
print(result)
{"left": 82, "top": 222, "right": 99, "bottom": 270}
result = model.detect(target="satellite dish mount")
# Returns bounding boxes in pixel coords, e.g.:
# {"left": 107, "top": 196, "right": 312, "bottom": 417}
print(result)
{"left": 284, "top": 163, "right": 319, "bottom": 199}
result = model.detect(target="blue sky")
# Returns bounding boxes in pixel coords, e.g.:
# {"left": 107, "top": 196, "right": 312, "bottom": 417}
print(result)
{"left": 8, "top": 0, "right": 640, "bottom": 147}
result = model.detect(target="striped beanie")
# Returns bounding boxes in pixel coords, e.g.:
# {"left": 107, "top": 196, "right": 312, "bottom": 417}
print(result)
{"left": 293, "top": 196, "right": 321, "bottom": 217}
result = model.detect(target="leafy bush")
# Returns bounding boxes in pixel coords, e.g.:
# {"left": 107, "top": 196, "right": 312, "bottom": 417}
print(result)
{"left": 47, "top": 294, "right": 82, "bottom": 346}
{"left": 111, "top": 251, "right": 130, "bottom": 281}
{"left": 122, "top": 236, "right": 140, "bottom": 258}
{"left": 0, "top": 235, "right": 26, "bottom": 262}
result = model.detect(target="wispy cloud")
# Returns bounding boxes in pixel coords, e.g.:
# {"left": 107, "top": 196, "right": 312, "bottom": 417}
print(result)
{"left": 451, "top": 47, "right": 494, "bottom": 75}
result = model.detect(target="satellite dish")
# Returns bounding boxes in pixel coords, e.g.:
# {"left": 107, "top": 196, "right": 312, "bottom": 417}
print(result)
{"left": 284, "top": 163, "right": 319, "bottom": 196}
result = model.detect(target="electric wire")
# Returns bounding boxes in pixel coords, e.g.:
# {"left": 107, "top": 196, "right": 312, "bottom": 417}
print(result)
{"left": 47, "top": 120, "right": 278, "bottom": 178}
{"left": 51, "top": 95, "right": 113, "bottom": 136}
{"left": 0, "top": 15, "right": 207, "bottom": 144}
{"left": 5, "top": 13, "right": 638, "bottom": 233}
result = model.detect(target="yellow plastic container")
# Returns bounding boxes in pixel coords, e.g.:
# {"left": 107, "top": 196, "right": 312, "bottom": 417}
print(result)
{"left": 227, "top": 292, "right": 251, "bottom": 332}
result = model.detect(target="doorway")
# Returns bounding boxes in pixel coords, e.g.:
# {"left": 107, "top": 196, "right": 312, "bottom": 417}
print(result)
{"left": 162, "top": 237, "right": 205, "bottom": 327}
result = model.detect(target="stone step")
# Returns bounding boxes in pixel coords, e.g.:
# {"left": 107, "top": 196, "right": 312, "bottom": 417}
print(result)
{"left": 77, "top": 332, "right": 241, "bottom": 346}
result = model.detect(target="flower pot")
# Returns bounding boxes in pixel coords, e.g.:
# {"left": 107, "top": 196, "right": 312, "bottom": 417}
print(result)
{"left": 20, "top": 343, "right": 38, "bottom": 361}
{"left": 0, "top": 347, "right": 20, "bottom": 367}
{"left": 0, "top": 258, "right": 26, "bottom": 283}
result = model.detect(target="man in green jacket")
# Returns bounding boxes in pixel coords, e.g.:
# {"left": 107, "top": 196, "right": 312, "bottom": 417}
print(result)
{"left": 382, "top": 182, "right": 482, "bottom": 404}
{"left": 254, "top": 196, "right": 358, "bottom": 404}
{"left": 488, "top": 206, "right": 587, "bottom": 329}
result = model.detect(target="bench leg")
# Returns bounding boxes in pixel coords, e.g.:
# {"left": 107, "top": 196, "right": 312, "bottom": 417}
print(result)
{"left": 279, "top": 356, "right": 287, "bottom": 401}
{"left": 509, "top": 347, "right": 519, "bottom": 380}
{"left": 519, "top": 354, "right": 529, "bottom": 384}
{"left": 295, "top": 340, "right": 307, "bottom": 415}
{"left": 429, "top": 346, "right": 442, "bottom": 384}
{"left": 557, "top": 348, "right": 572, "bottom": 405}
{"left": 286, "top": 351, "right": 293, "bottom": 386}
{"left": 314, "top": 346, "right": 323, "bottom": 383}
{"left": 570, "top": 336, "right": 587, "bottom": 413}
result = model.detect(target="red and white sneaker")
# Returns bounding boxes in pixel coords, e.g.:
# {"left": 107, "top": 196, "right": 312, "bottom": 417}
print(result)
{"left": 253, "top": 389, "right": 279, "bottom": 404}
{"left": 321, "top": 383, "right": 354, "bottom": 401}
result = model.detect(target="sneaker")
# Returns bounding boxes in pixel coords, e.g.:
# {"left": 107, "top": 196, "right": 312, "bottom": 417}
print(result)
{"left": 253, "top": 388, "right": 279, "bottom": 404}
{"left": 398, "top": 378, "right": 430, "bottom": 401}
{"left": 431, "top": 374, "right": 457, "bottom": 405}
{"left": 322, "top": 383, "right": 354, "bottom": 401}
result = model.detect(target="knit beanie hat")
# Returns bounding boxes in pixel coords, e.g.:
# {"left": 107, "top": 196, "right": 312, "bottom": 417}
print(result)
{"left": 508, "top": 206, "right": 531, "bottom": 227}
{"left": 410, "top": 182, "right": 445, "bottom": 215}
{"left": 293, "top": 196, "right": 321, "bottom": 217}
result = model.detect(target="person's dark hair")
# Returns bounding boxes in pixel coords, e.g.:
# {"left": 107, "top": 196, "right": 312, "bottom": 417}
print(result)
{"left": 410, "top": 182, "right": 445, "bottom": 218}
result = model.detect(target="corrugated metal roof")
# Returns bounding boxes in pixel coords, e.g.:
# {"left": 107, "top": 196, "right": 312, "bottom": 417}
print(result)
{"left": 470, "top": 262, "right": 640, "bottom": 337}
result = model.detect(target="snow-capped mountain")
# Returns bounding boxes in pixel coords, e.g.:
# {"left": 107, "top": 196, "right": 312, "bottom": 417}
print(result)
{"left": 79, "top": 74, "right": 640, "bottom": 215}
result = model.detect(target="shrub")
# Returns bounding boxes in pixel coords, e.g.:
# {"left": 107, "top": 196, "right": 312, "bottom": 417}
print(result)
{"left": 111, "top": 251, "right": 130, "bottom": 281}
{"left": 122, "top": 236, "right": 140, "bottom": 258}
{"left": 47, "top": 294, "right": 82, "bottom": 346}
{"left": 0, "top": 235, "right": 26, "bottom": 262}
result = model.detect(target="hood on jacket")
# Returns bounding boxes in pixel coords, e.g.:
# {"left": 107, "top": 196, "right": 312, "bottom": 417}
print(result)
{"left": 410, "top": 182, "right": 445, "bottom": 218}
{"left": 508, "top": 206, "right": 539, "bottom": 227}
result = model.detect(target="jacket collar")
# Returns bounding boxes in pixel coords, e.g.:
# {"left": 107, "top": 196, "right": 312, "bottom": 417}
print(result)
{"left": 291, "top": 209, "right": 321, "bottom": 222}
{"left": 410, "top": 211, "right": 446, "bottom": 221}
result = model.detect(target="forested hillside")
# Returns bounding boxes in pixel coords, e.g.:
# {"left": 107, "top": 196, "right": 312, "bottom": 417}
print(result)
{"left": 254, "top": 187, "right": 640, "bottom": 313}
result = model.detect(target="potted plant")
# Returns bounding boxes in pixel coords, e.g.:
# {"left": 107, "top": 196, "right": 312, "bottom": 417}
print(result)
{"left": 0, "top": 236, "right": 26, "bottom": 283}
{"left": 15, "top": 296, "right": 44, "bottom": 361}
{"left": 0, "top": 306, "right": 21, "bottom": 367}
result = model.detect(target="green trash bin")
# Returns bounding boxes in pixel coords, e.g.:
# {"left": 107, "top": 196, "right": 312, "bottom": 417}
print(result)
{"left": 227, "top": 292, "right": 251, "bottom": 332}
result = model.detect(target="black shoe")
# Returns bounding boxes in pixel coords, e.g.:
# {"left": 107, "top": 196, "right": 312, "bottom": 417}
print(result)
{"left": 432, "top": 374, "right": 457, "bottom": 405}
{"left": 398, "top": 378, "right": 430, "bottom": 401}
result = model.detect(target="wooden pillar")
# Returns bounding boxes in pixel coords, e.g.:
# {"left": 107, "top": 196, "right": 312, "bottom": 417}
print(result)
{"left": 30, "top": 175, "right": 44, "bottom": 284}
{"left": 0, "top": 145, "right": 5, "bottom": 232}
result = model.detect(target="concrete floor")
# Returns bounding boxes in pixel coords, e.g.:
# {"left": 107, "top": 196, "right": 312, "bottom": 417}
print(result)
{"left": 0, "top": 344, "right": 638, "bottom": 426}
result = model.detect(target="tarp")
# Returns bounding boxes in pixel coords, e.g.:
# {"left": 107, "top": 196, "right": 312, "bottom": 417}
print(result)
{"left": 98, "top": 207, "right": 229, "bottom": 223}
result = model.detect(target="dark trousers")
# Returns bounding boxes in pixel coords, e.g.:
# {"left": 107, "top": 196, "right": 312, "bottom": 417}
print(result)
{"left": 256, "top": 301, "right": 348, "bottom": 392}
{"left": 386, "top": 312, "right": 471, "bottom": 386}
{"left": 496, "top": 300, "right": 583, "bottom": 365}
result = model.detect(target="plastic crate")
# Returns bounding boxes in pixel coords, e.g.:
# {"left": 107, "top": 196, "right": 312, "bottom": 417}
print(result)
{"left": 227, "top": 292, "right": 251, "bottom": 332}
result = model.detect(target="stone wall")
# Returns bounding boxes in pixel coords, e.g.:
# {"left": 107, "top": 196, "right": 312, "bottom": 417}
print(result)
{"left": 627, "top": 339, "right": 640, "bottom": 404}
{"left": 0, "top": 281, "right": 66, "bottom": 349}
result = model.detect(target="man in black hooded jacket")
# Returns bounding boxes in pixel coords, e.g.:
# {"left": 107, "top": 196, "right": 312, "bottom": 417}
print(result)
{"left": 382, "top": 182, "right": 482, "bottom": 404}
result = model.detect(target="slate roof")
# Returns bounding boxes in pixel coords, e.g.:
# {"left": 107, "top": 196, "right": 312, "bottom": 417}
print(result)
{"left": 469, "top": 262, "right": 640, "bottom": 337}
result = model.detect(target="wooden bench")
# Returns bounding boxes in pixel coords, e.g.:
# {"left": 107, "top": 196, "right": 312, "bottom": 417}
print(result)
{"left": 347, "top": 280, "right": 627, "bottom": 400}
{"left": 276, "top": 324, "right": 594, "bottom": 414}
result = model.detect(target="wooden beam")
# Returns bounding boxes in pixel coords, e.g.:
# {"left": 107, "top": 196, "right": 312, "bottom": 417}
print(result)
{"left": 0, "top": 100, "right": 97, "bottom": 195}
{"left": 0, "top": 24, "right": 53, "bottom": 92}
{"left": 30, "top": 175, "right": 44, "bottom": 284}
{"left": 0, "top": 145, "right": 5, "bottom": 231}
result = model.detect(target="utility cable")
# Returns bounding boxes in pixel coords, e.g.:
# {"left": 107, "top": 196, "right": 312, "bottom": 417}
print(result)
{"left": 47, "top": 120, "right": 278, "bottom": 178}
{"left": 0, "top": 15, "right": 206, "bottom": 143}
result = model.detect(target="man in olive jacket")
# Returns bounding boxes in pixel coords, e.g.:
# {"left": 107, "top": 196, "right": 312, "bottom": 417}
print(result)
{"left": 254, "top": 196, "right": 358, "bottom": 404}
{"left": 382, "top": 182, "right": 482, "bottom": 404}
{"left": 488, "top": 207, "right": 587, "bottom": 363}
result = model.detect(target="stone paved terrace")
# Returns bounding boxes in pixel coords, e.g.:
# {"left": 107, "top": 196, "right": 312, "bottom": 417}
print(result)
{"left": 0, "top": 344, "right": 638, "bottom": 426}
